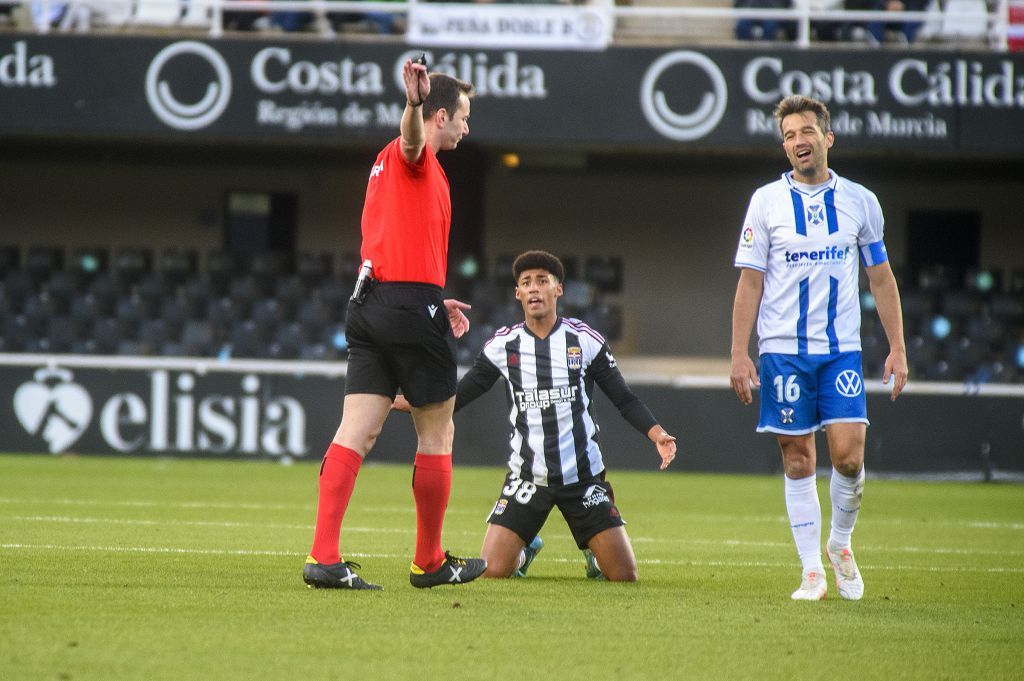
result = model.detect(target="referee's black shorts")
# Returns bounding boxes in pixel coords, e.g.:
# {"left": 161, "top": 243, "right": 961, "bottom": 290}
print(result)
{"left": 344, "top": 282, "right": 457, "bottom": 407}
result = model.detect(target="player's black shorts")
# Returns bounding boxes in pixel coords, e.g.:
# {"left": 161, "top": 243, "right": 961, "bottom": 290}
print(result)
{"left": 344, "top": 282, "right": 457, "bottom": 407}
{"left": 486, "top": 470, "right": 626, "bottom": 550}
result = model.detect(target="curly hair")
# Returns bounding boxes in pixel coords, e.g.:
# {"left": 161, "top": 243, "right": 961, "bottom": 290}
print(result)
{"left": 512, "top": 250, "right": 565, "bottom": 283}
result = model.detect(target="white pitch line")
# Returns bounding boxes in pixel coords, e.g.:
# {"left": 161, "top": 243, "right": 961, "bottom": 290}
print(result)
{"left": 2, "top": 497, "right": 1020, "bottom": 530}
{"left": 1, "top": 543, "right": 1021, "bottom": 574}
{"left": 8, "top": 515, "right": 411, "bottom": 534}
{"left": 0, "top": 498, "right": 482, "bottom": 515}
{"left": 5, "top": 515, "right": 1021, "bottom": 557}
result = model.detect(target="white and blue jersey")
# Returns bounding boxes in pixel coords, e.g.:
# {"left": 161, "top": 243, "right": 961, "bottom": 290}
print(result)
{"left": 734, "top": 170, "right": 888, "bottom": 357}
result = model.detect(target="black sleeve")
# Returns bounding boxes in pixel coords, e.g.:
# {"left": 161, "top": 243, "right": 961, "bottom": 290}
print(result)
{"left": 590, "top": 343, "right": 658, "bottom": 436}
{"left": 454, "top": 353, "right": 502, "bottom": 413}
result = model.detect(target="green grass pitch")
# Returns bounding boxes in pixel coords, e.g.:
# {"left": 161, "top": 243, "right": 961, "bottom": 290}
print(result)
{"left": 1, "top": 453, "right": 1022, "bottom": 680}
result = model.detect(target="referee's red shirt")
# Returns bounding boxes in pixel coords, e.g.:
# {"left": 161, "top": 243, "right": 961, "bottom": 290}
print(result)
{"left": 359, "top": 138, "right": 451, "bottom": 287}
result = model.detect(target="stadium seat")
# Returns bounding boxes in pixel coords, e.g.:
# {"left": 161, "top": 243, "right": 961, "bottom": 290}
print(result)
{"left": 296, "top": 298, "right": 330, "bottom": 341}
{"left": 562, "top": 280, "right": 596, "bottom": 315}
{"left": 584, "top": 256, "right": 624, "bottom": 293}
{"left": 136, "top": 273, "right": 165, "bottom": 317}
{"left": 0, "top": 245, "right": 20, "bottom": 281}
{"left": 1, "top": 314, "right": 31, "bottom": 352}
{"left": 583, "top": 303, "right": 624, "bottom": 341}
{"left": 271, "top": 322, "right": 304, "bottom": 359}
{"left": 559, "top": 255, "right": 579, "bottom": 282}
{"left": 2, "top": 270, "right": 32, "bottom": 313}
{"left": 917, "top": 264, "right": 951, "bottom": 292}
{"left": 158, "top": 249, "right": 198, "bottom": 294}
{"left": 299, "top": 343, "right": 329, "bottom": 361}
{"left": 250, "top": 251, "right": 290, "bottom": 297}
{"left": 228, "top": 276, "right": 259, "bottom": 313}
{"left": 206, "top": 251, "right": 237, "bottom": 297}
{"left": 989, "top": 294, "right": 1023, "bottom": 323}
{"left": 181, "top": 278, "right": 212, "bottom": 319}
{"left": 206, "top": 296, "right": 245, "bottom": 330}
{"left": 22, "top": 294, "right": 49, "bottom": 336}
{"left": 181, "top": 319, "right": 218, "bottom": 357}
{"left": 115, "top": 294, "right": 147, "bottom": 338}
{"left": 941, "top": 290, "right": 981, "bottom": 322}
{"left": 70, "top": 246, "right": 109, "bottom": 291}
{"left": 44, "top": 316, "right": 76, "bottom": 353}
{"left": 965, "top": 267, "right": 1001, "bottom": 296}
{"left": 25, "top": 246, "right": 63, "bottom": 288}
{"left": 228, "top": 320, "right": 262, "bottom": 358}
{"left": 1009, "top": 269, "right": 1024, "bottom": 295}
{"left": 114, "top": 248, "right": 152, "bottom": 292}
{"left": 158, "top": 298, "right": 187, "bottom": 337}
{"left": 92, "top": 317, "right": 121, "bottom": 354}
{"left": 251, "top": 298, "right": 283, "bottom": 340}
{"left": 338, "top": 252, "right": 361, "bottom": 289}
{"left": 274, "top": 275, "right": 305, "bottom": 319}
{"left": 88, "top": 273, "right": 120, "bottom": 317}
{"left": 44, "top": 271, "right": 75, "bottom": 315}
{"left": 319, "top": 280, "right": 350, "bottom": 320}
{"left": 297, "top": 252, "right": 333, "bottom": 289}
{"left": 493, "top": 254, "right": 515, "bottom": 284}
{"left": 139, "top": 318, "right": 170, "bottom": 355}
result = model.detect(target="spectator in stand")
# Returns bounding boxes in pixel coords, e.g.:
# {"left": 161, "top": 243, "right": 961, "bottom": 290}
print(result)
{"left": 735, "top": 0, "right": 796, "bottom": 40}
{"left": 845, "top": 0, "right": 929, "bottom": 44}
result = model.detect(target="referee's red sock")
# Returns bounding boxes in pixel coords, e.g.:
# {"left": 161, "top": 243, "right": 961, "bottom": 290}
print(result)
{"left": 411, "top": 452, "right": 452, "bottom": 573}
{"left": 310, "top": 443, "right": 363, "bottom": 565}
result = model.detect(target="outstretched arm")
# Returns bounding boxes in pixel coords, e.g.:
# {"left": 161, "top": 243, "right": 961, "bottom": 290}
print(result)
{"left": 454, "top": 354, "right": 501, "bottom": 413}
{"left": 400, "top": 59, "right": 430, "bottom": 164}
{"left": 592, "top": 347, "right": 676, "bottom": 470}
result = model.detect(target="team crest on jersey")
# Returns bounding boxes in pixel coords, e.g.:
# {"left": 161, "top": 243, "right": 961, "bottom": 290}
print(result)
{"left": 566, "top": 346, "right": 583, "bottom": 371}
{"left": 807, "top": 203, "right": 825, "bottom": 226}
{"left": 492, "top": 499, "right": 508, "bottom": 516}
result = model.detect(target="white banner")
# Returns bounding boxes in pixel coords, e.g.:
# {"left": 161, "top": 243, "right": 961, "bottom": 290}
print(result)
{"left": 407, "top": 3, "right": 612, "bottom": 51}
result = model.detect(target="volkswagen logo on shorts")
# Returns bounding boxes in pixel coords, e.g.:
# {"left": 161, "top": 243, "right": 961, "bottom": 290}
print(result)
{"left": 640, "top": 51, "right": 727, "bottom": 142}
{"left": 835, "top": 370, "right": 863, "bottom": 397}
{"left": 145, "top": 41, "right": 232, "bottom": 131}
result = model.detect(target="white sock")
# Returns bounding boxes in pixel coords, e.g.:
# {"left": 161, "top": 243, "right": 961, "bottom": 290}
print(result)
{"left": 784, "top": 473, "right": 823, "bottom": 573}
{"left": 829, "top": 466, "right": 865, "bottom": 548}
{"left": 516, "top": 550, "right": 526, "bottom": 571}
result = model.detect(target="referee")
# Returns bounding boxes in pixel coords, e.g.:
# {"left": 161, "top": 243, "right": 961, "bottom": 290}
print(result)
{"left": 303, "top": 57, "right": 486, "bottom": 590}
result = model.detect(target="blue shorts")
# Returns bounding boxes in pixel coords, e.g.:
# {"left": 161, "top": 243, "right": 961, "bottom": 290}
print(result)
{"left": 757, "top": 352, "right": 869, "bottom": 435}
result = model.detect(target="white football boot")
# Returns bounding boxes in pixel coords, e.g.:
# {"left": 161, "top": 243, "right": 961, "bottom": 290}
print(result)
{"left": 826, "top": 541, "right": 864, "bottom": 600}
{"left": 790, "top": 568, "right": 827, "bottom": 600}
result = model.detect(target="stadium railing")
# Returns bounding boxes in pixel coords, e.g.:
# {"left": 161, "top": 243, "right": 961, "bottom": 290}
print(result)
{"left": 0, "top": 0, "right": 1013, "bottom": 51}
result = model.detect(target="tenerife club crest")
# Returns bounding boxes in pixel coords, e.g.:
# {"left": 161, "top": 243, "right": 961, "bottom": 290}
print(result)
{"left": 807, "top": 203, "right": 825, "bottom": 226}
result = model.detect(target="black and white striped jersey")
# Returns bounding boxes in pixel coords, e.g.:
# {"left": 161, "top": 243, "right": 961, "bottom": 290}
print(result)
{"left": 455, "top": 317, "right": 657, "bottom": 487}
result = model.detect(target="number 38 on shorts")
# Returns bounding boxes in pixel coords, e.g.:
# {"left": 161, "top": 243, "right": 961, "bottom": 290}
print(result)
{"left": 502, "top": 476, "right": 538, "bottom": 503}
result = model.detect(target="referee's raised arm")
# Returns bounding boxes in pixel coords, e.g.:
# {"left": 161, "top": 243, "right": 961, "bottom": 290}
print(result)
{"left": 400, "top": 58, "right": 429, "bottom": 163}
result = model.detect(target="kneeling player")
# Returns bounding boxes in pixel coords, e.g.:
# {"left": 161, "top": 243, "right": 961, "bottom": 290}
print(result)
{"left": 402, "top": 251, "right": 677, "bottom": 580}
